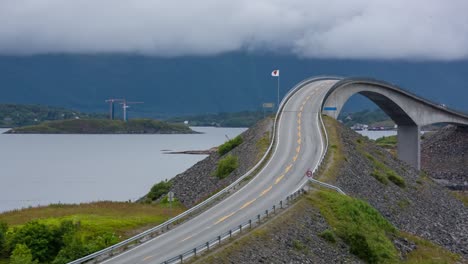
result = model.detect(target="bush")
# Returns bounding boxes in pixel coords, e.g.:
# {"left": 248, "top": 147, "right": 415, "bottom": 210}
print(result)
{"left": 0, "top": 221, "right": 8, "bottom": 256}
{"left": 218, "top": 136, "right": 243, "bottom": 155}
{"left": 214, "top": 155, "right": 238, "bottom": 179}
{"left": 10, "top": 244, "right": 38, "bottom": 264}
{"left": 147, "top": 180, "right": 172, "bottom": 201}
{"left": 319, "top": 229, "right": 336, "bottom": 243}
{"left": 387, "top": 171, "right": 406, "bottom": 188}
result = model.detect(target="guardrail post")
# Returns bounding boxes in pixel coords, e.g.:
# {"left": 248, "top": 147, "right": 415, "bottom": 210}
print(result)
{"left": 280, "top": 200, "right": 283, "bottom": 209}
{"left": 229, "top": 230, "right": 232, "bottom": 238}
{"left": 249, "top": 219, "right": 252, "bottom": 228}
{"left": 265, "top": 209, "right": 269, "bottom": 218}
{"left": 194, "top": 248, "right": 197, "bottom": 257}
{"left": 273, "top": 205, "right": 276, "bottom": 213}
{"left": 179, "top": 254, "right": 183, "bottom": 263}
{"left": 239, "top": 225, "right": 242, "bottom": 233}
{"left": 218, "top": 236, "right": 221, "bottom": 244}
{"left": 257, "top": 214, "right": 261, "bottom": 223}
{"left": 206, "top": 242, "right": 210, "bottom": 251}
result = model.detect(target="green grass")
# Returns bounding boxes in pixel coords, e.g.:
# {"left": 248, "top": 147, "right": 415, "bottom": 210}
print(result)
{"left": 371, "top": 169, "right": 389, "bottom": 185}
{"left": 387, "top": 171, "right": 406, "bottom": 188}
{"left": 308, "top": 190, "right": 398, "bottom": 263}
{"left": 0, "top": 201, "right": 184, "bottom": 237}
{"left": 319, "top": 229, "right": 337, "bottom": 243}
{"left": 255, "top": 131, "right": 270, "bottom": 161}
{"left": 218, "top": 136, "right": 243, "bottom": 155}
{"left": 214, "top": 155, "right": 239, "bottom": 179}
{"left": 318, "top": 116, "right": 345, "bottom": 183}
{"left": 375, "top": 135, "right": 397, "bottom": 149}
{"left": 402, "top": 232, "right": 460, "bottom": 263}
{"left": 8, "top": 119, "right": 193, "bottom": 134}
{"left": 366, "top": 152, "right": 406, "bottom": 188}
{"left": 147, "top": 180, "right": 172, "bottom": 201}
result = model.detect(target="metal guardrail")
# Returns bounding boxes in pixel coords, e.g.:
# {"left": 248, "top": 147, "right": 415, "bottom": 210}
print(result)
{"left": 68, "top": 76, "right": 343, "bottom": 264}
{"left": 161, "top": 188, "right": 306, "bottom": 264}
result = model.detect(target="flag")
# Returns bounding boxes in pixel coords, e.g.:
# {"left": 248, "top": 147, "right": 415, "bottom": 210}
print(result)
{"left": 271, "top": 69, "right": 279, "bottom": 77}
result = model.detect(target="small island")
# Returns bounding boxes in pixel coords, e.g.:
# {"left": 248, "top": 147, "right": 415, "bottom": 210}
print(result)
{"left": 5, "top": 119, "right": 197, "bottom": 134}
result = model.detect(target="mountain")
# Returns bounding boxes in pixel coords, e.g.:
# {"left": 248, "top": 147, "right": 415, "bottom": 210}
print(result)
{"left": 1, "top": 53, "right": 467, "bottom": 117}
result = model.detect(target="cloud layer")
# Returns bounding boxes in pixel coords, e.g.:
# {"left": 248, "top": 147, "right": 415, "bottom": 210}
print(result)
{"left": 1, "top": 0, "right": 467, "bottom": 60}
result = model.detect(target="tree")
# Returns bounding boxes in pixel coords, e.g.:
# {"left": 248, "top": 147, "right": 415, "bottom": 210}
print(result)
{"left": 0, "top": 221, "right": 7, "bottom": 256}
{"left": 10, "top": 244, "right": 38, "bottom": 264}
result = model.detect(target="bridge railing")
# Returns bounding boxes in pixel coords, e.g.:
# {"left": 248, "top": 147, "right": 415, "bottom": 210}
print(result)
{"left": 68, "top": 77, "right": 342, "bottom": 264}
{"left": 160, "top": 188, "right": 306, "bottom": 264}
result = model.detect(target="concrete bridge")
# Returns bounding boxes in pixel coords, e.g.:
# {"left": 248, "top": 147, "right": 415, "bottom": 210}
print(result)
{"left": 322, "top": 78, "right": 468, "bottom": 169}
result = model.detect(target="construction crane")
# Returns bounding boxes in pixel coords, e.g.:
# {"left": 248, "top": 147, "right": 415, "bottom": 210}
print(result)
{"left": 120, "top": 100, "right": 144, "bottom": 122}
{"left": 105, "top": 99, "right": 124, "bottom": 120}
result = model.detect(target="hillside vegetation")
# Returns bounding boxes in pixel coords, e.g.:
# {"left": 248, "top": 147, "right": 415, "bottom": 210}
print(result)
{"left": 5, "top": 119, "right": 194, "bottom": 134}
{"left": 0, "top": 104, "right": 106, "bottom": 128}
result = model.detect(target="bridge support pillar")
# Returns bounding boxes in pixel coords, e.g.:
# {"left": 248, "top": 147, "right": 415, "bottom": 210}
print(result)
{"left": 397, "top": 125, "right": 420, "bottom": 169}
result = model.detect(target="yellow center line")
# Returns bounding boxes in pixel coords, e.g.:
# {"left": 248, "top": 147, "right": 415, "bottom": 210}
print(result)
{"left": 143, "top": 255, "right": 153, "bottom": 261}
{"left": 260, "top": 185, "right": 273, "bottom": 196}
{"left": 297, "top": 119, "right": 301, "bottom": 125}
{"left": 297, "top": 125, "right": 301, "bottom": 131}
{"left": 298, "top": 112, "right": 302, "bottom": 118}
{"left": 215, "top": 211, "right": 236, "bottom": 225}
{"left": 296, "top": 145, "right": 301, "bottom": 153}
{"left": 275, "top": 174, "right": 285, "bottom": 184}
{"left": 181, "top": 235, "right": 193, "bottom": 242}
{"left": 306, "top": 95, "right": 311, "bottom": 100}
{"left": 298, "top": 131, "right": 301, "bottom": 138}
{"left": 240, "top": 198, "right": 257, "bottom": 209}
{"left": 300, "top": 105, "right": 304, "bottom": 111}
{"left": 292, "top": 155, "right": 298, "bottom": 162}
{"left": 297, "top": 138, "right": 301, "bottom": 144}
{"left": 285, "top": 164, "right": 293, "bottom": 173}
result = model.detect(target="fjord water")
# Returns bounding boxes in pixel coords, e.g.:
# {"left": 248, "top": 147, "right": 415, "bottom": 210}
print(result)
{"left": 0, "top": 127, "right": 246, "bottom": 212}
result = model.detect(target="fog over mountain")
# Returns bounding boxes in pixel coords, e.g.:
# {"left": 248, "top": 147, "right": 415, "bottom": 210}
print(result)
{"left": 1, "top": 0, "right": 467, "bottom": 60}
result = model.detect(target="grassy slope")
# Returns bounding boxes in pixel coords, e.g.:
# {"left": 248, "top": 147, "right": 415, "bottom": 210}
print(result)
{"left": 7, "top": 118, "right": 193, "bottom": 134}
{"left": 193, "top": 116, "right": 461, "bottom": 263}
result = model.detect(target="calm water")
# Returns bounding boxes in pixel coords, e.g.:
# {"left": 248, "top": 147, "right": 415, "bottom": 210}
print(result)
{"left": 0, "top": 127, "right": 246, "bottom": 212}
{"left": 356, "top": 130, "right": 397, "bottom": 140}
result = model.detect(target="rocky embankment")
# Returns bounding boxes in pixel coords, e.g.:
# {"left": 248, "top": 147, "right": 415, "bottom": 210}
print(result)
{"left": 194, "top": 118, "right": 467, "bottom": 263}
{"left": 335, "top": 122, "right": 468, "bottom": 257}
{"left": 143, "top": 117, "right": 273, "bottom": 208}
{"left": 421, "top": 125, "right": 468, "bottom": 190}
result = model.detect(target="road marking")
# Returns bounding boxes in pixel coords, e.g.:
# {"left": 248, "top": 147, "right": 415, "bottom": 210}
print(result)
{"left": 285, "top": 164, "right": 293, "bottom": 173}
{"left": 181, "top": 235, "right": 193, "bottom": 242}
{"left": 143, "top": 255, "right": 153, "bottom": 261}
{"left": 215, "top": 211, "right": 236, "bottom": 225}
{"left": 275, "top": 174, "right": 285, "bottom": 184}
{"left": 297, "top": 125, "right": 301, "bottom": 131}
{"left": 296, "top": 145, "right": 301, "bottom": 153}
{"left": 298, "top": 112, "right": 302, "bottom": 118}
{"left": 306, "top": 95, "right": 311, "bottom": 100}
{"left": 300, "top": 105, "right": 304, "bottom": 111}
{"left": 240, "top": 198, "right": 257, "bottom": 209}
{"left": 297, "top": 119, "right": 301, "bottom": 125}
{"left": 260, "top": 185, "right": 273, "bottom": 196}
{"left": 298, "top": 131, "right": 301, "bottom": 138}
{"left": 292, "top": 155, "right": 298, "bottom": 162}
{"left": 297, "top": 138, "right": 301, "bottom": 144}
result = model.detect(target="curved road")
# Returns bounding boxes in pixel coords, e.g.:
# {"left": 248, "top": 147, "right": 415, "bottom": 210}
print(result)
{"left": 103, "top": 79, "right": 338, "bottom": 264}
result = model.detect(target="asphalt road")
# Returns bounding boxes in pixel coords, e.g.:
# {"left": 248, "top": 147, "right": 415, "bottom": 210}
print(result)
{"left": 102, "top": 79, "right": 338, "bottom": 264}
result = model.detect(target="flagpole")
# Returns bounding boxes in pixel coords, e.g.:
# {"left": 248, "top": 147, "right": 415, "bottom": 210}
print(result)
{"left": 277, "top": 74, "right": 280, "bottom": 110}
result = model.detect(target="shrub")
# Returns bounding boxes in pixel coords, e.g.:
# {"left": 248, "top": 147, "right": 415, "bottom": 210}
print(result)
{"left": 319, "top": 229, "right": 336, "bottom": 243}
{"left": 371, "top": 170, "right": 389, "bottom": 185}
{"left": 147, "top": 180, "right": 172, "bottom": 201}
{"left": 10, "top": 244, "right": 38, "bottom": 264}
{"left": 218, "top": 136, "right": 243, "bottom": 155}
{"left": 214, "top": 155, "right": 238, "bottom": 179}
{"left": 292, "top": 240, "right": 305, "bottom": 251}
{"left": 387, "top": 171, "right": 406, "bottom": 188}
{"left": 0, "top": 221, "right": 7, "bottom": 256}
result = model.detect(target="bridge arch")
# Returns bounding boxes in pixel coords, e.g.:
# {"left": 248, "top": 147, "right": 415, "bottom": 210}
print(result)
{"left": 321, "top": 78, "right": 468, "bottom": 169}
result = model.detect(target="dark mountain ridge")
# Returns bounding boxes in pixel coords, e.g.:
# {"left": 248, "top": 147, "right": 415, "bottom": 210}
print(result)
{"left": 1, "top": 53, "right": 467, "bottom": 117}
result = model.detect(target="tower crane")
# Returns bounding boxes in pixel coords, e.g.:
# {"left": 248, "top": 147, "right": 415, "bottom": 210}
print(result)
{"left": 120, "top": 100, "right": 144, "bottom": 122}
{"left": 105, "top": 99, "right": 124, "bottom": 120}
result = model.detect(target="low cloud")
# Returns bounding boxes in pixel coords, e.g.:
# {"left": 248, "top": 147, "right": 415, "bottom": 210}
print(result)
{"left": 0, "top": 0, "right": 467, "bottom": 60}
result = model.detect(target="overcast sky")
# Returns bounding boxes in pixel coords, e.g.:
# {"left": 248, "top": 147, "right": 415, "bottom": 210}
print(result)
{"left": 0, "top": 0, "right": 467, "bottom": 60}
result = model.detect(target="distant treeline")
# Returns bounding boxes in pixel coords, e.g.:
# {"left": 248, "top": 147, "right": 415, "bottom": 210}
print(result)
{"left": 0, "top": 104, "right": 106, "bottom": 128}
